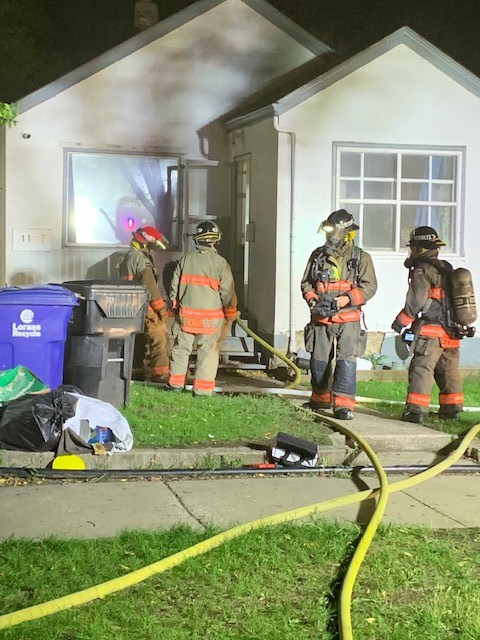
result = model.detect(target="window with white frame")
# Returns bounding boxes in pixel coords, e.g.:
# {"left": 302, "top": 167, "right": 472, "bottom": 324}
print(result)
{"left": 65, "top": 150, "right": 181, "bottom": 247}
{"left": 335, "top": 145, "right": 463, "bottom": 253}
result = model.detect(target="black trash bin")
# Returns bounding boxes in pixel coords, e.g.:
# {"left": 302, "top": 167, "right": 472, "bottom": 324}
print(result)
{"left": 61, "top": 280, "right": 149, "bottom": 408}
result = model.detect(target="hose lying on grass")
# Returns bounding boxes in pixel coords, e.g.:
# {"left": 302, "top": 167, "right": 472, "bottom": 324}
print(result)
{"left": 1, "top": 420, "right": 479, "bottom": 640}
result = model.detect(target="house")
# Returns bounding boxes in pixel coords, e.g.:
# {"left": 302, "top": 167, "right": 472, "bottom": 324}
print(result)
{"left": 1, "top": 2, "right": 479, "bottom": 365}
{"left": 220, "top": 26, "right": 480, "bottom": 366}
{"left": 0, "top": 0, "right": 329, "bottom": 286}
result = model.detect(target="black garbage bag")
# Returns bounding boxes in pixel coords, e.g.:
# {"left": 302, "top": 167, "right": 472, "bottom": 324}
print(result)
{"left": 0, "top": 385, "right": 82, "bottom": 452}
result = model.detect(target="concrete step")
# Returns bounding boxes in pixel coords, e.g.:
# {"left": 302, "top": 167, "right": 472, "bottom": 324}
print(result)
{"left": 218, "top": 336, "right": 255, "bottom": 355}
{"left": 330, "top": 413, "right": 454, "bottom": 452}
{"left": 287, "top": 399, "right": 459, "bottom": 454}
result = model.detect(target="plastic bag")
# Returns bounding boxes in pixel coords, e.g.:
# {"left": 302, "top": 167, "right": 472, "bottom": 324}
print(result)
{"left": 63, "top": 393, "right": 133, "bottom": 452}
{"left": 0, "top": 366, "right": 49, "bottom": 406}
{"left": 0, "top": 385, "right": 81, "bottom": 452}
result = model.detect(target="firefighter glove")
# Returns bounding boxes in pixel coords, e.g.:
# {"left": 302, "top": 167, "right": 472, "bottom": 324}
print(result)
{"left": 391, "top": 319, "right": 403, "bottom": 334}
{"left": 311, "top": 295, "right": 338, "bottom": 317}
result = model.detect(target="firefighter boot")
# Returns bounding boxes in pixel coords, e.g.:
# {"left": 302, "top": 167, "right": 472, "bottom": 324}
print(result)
{"left": 333, "top": 407, "right": 353, "bottom": 421}
{"left": 402, "top": 410, "right": 425, "bottom": 424}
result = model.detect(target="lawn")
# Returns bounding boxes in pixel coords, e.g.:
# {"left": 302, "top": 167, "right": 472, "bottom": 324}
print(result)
{"left": 1, "top": 522, "right": 480, "bottom": 639}
{"left": 121, "top": 383, "right": 331, "bottom": 448}
{"left": 357, "top": 374, "right": 480, "bottom": 435}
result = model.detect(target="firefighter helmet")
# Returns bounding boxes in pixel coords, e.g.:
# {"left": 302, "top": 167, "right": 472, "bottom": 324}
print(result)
{"left": 133, "top": 226, "right": 169, "bottom": 250}
{"left": 407, "top": 226, "right": 445, "bottom": 249}
{"left": 319, "top": 209, "right": 359, "bottom": 234}
{"left": 193, "top": 220, "right": 221, "bottom": 244}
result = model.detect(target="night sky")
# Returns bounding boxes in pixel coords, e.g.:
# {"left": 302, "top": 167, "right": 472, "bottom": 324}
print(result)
{"left": 2, "top": 0, "right": 480, "bottom": 102}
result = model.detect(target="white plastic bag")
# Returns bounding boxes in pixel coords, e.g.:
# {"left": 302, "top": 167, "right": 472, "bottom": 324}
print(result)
{"left": 63, "top": 393, "right": 133, "bottom": 452}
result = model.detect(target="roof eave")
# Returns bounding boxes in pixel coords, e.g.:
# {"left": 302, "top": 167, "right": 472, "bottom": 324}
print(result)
{"left": 276, "top": 26, "right": 480, "bottom": 112}
{"left": 223, "top": 26, "right": 480, "bottom": 130}
{"left": 223, "top": 104, "right": 277, "bottom": 131}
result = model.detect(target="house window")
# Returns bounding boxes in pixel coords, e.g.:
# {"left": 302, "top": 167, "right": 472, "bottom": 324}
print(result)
{"left": 65, "top": 151, "right": 181, "bottom": 247}
{"left": 335, "top": 146, "right": 463, "bottom": 253}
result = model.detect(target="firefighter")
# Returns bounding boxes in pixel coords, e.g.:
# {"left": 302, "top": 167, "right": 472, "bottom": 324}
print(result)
{"left": 301, "top": 209, "right": 377, "bottom": 420}
{"left": 168, "top": 221, "right": 237, "bottom": 396}
{"left": 117, "top": 226, "right": 170, "bottom": 383}
{"left": 391, "top": 226, "right": 464, "bottom": 424}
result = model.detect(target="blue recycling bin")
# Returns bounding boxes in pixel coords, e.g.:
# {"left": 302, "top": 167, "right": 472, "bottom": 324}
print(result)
{"left": 0, "top": 285, "right": 79, "bottom": 390}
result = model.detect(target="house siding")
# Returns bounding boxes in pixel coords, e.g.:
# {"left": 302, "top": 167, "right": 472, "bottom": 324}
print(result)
{"left": 272, "top": 44, "right": 480, "bottom": 344}
{"left": 3, "top": 0, "right": 315, "bottom": 286}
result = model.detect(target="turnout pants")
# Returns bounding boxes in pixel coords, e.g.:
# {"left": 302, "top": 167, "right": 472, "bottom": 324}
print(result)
{"left": 309, "top": 321, "right": 361, "bottom": 411}
{"left": 169, "top": 322, "right": 224, "bottom": 395}
{"left": 406, "top": 337, "right": 463, "bottom": 415}
{"left": 133, "top": 308, "right": 169, "bottom": 380}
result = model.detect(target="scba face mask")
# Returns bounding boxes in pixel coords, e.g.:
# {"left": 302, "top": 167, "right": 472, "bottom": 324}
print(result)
{"left": 322, "top": 224, "right": 354, "bottom": 255}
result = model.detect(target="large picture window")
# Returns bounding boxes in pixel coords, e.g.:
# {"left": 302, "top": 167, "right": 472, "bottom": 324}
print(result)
{"left": 65, "top": 151, "right": 181, "bottom": 247}
{"left": 334, "top": 145, "right": 463, "bottom": 253}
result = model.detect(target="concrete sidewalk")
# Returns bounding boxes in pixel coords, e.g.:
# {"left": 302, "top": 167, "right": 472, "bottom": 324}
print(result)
{"left": 2, "top": 472, "right": 480, "bottom": 540}
{"left": 1, "top": 372, "right": 479, "bottom": 540}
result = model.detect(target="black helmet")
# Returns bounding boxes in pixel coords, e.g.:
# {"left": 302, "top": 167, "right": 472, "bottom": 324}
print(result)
{"left": 320, "top": 209, "right": 359, "bottom": 233}
{"left": 407, "top": 226, "right": 445, "bottom": 249}
{"left": 194, "top": 220, "right": 221, "bottom": 244}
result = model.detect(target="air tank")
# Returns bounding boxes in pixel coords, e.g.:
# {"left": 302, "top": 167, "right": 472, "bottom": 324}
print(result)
{"left": 450, "top": 268, "right": 477, "bottom": 326}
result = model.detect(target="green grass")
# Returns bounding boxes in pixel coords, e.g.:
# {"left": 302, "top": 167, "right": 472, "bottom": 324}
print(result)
{"left": 121, "top": 384, "right": 331, "bottom": 448}
{"left": 1, "top": 522, "right": 480, "bottom": 639}
{"left": 357, "top": 375, "right": 480, "bottom": 435}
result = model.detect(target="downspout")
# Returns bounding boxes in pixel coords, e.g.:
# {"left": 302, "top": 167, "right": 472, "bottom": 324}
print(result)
{"left": 273, "top": 112, "right": 297, "bottom": 356}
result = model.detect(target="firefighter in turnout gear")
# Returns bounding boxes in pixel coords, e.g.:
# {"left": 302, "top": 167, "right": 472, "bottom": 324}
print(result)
{"left": 391, "top": 226, "right": 466, "bottom": 424}
{"left": 117, "top": 226, "right": 170, "bottom": 382}
{"left": 301, "top": 210, "right": 377, "bottom": 420}
{"left": 168, "top": 221, "right": 237, "bottom": 396}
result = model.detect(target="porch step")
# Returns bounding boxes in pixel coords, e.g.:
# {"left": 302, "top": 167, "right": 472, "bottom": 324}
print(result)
{"left": 219, "top": 336, "right": 255, "bottom": 355}
{"left": 166, "top": 317, "right": 261, "bottom": 368}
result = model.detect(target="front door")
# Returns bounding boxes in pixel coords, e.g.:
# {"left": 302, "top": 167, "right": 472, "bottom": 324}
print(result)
{"left": 232, "top": 156, "right": 251, "bottom": 313}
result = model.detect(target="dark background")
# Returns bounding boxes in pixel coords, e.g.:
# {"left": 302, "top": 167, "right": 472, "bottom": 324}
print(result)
{"left": 2, "top": 0, "right": 480, "bottom": 102}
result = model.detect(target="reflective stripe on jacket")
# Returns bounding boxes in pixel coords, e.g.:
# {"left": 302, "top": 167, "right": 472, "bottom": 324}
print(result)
{"left": 300, "top": 242, "right": 377, "bottom": 324}
{"left": 170, "top": 246, "right": 237, "bottom": 335}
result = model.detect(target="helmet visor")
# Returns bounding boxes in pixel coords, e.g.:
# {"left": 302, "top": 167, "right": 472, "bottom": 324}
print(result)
{"left": 153, "top": 234, "right": 169, "bottom": 250}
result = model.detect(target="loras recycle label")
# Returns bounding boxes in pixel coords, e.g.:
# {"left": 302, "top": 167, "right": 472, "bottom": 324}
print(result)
{"left": 12, "top": 309, "right": 42, "bottom": 338}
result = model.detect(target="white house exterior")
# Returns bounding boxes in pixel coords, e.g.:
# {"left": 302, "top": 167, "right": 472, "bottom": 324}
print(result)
{"left": 223, "top": 28, "right": 480, "bottom": 365}
{"left": 0, "top": 0, "right": 328, "bottom": 287}
{"left": 1, "top": 6, "right": 479, "bottom": 366}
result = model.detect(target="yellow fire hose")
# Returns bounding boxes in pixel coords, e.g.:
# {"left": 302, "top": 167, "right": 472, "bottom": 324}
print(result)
{"left": 234, "top": 313, "right": 303, "bottom": 389}
{"left": 1, "top": 422, "right": 479, "bottom": 637}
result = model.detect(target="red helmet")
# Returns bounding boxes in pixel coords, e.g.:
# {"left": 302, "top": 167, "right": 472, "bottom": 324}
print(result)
{"left": 133, "top": 226, "right": 169, "bottom": 250}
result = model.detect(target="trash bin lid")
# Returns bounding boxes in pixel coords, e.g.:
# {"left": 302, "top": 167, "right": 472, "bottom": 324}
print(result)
{"left": 0, "top": 285, "right": 79, "bottom": 306}
{"left": 61, "top": 280, "right": 148, "bottom": 299}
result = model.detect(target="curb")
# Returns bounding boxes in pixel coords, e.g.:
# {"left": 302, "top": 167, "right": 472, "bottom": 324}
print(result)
{"left": 2, "top": 440, "right": 478, "bottom": 471}
{"left": 0, "top": 445, "right": 352, "bottom": 471}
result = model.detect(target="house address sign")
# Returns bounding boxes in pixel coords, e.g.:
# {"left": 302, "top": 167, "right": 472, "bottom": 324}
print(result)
{"left": 12, "top": 229, "right": 52, "bottom": 252}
